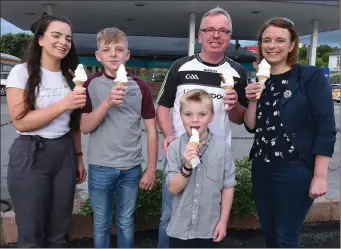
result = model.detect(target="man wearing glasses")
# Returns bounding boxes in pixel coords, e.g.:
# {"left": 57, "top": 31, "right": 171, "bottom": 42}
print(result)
{"left": 156, "top": 7, "right": 248, "bottom": 248}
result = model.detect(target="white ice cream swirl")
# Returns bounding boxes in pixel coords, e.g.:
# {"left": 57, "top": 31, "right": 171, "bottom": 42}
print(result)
{"left": 189, "top": 128, "right": 201, "bottom": 168}
{"left": 114, "top": 64, "right": 128, "bottom": 83}
{"left": 189, "top": 128, "right": 200, "bottom": 144}
{"left": 221, "top": 70, "right": 235, "bottom": 87}
{"left": 256, "top": 59, "right": 271, "bottom": 78}
{"left": 73, "top": 64, "right": 88, "bottom": 82}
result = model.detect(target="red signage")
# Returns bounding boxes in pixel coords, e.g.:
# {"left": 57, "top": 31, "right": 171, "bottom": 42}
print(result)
{"left": 246, "top": 46, "right": 258, "bottom": 54}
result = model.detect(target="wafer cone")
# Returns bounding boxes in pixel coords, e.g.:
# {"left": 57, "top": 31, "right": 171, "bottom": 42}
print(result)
{"left": 222, "top": 85, "right": 234, "bottom": 91}
{"left": 116, "top": 81, "right": 127, "bottom": 87}
{"left": 256, "top": 76, "right": 268, "bottom": 99}
{"left": 188, "top": 141, "right": 200, "bottom": 150}
{"left": 74, "top": 81, "right": 85, "bottom": 90}
{"left": 222, "top": 85, "right": 234, "bottom": 110}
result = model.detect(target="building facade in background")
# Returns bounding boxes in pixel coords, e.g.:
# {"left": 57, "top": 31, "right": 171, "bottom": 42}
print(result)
{"left": 0, "top": 53, "right": 21, "bottom": 96}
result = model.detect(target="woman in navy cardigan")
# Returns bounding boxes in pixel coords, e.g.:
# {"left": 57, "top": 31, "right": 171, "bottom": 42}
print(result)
{"left": 244, "top": 18, "right": 336, "bottom": 248}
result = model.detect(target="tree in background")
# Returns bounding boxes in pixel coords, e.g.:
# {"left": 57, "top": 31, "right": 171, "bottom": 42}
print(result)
{"left": 298, "top": 46, "right": 308, "bottom": 65}
{"left": 0, "top": 33, "right": 32, "bottom": 60}
{"left": 298, "top": 44, "right": 334, "bottom": 68}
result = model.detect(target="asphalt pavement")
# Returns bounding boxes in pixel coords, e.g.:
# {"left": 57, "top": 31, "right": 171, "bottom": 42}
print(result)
{"left": 0, "top": 222, "right": 340, "bottom": 248}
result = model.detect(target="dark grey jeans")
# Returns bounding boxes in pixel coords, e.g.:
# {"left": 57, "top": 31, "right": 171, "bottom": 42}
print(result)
{"left": 7, "top": 134, "right": 77, "bottom": 248}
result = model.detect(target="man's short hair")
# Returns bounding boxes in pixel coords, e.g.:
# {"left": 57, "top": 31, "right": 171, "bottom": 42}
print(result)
{"left": 96, "top": 27, "right": 128, "bottom": 48}
{"left": 199, "top": 6, "right": 233, "bottom": 32}
{"left": 180, "top": 89, "right": 214, "bottom": 113}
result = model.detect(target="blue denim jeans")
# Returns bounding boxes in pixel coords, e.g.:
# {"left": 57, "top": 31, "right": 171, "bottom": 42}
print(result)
{"left": 158, "top": 159, "right": 174, "bottom": 248}
{"left": 88, "top": 164, "right": 142, "bottom": 248}
{"left": 252, "top": 159, "right": 314, "bottom": 248}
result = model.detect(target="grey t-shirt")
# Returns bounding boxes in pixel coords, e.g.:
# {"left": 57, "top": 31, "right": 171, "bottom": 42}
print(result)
{"left": 165, "top": 131, "right": 236, "bottom": 240}
{"left": 82, "top": 71, "right": 155, "bottom": 169}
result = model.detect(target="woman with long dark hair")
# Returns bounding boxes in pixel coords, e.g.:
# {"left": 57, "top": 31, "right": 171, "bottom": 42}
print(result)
{"left": 244, "top": 18, "right": 336, "bottom": 247}
{"left": 6, "top": 13, "right": 87, "bottom": 247}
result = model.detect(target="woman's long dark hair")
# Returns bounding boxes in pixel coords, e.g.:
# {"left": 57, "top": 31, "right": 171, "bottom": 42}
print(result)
{"left": 21, "top": 13, "right": 80, "bottom": 131}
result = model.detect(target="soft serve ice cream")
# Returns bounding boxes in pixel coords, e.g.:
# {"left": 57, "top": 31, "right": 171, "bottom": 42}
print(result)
{"left": 256, "top": 59, "right": 271, "bottom": 99}
{"left": 220, "top": 70, "right": 235, "bottom": 110}
{"left": 73, "top": 64, "right": 87, "bottom": 89}
{"left": 188, "top": 128, "right": 201, "bottom": 169}
{"left": 114, "top": 64, "right": 128, "bottom": 86}
{"left": 188, "top": 128, "right": 200, "bottom": 149}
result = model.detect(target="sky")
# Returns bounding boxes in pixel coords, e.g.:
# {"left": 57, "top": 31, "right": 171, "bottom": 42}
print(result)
{"left": 1, "top": 18, "right": 340, "bottom": 48}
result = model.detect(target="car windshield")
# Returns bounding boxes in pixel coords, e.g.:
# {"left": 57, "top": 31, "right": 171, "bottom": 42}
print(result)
{"left": 332, "top": 85, "right": 340, "bottom": 89}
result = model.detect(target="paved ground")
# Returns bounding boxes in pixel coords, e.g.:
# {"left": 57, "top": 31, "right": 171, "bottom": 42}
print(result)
{"left": 1, "top": 98, "right": 340, "bottom": 203}
{"left": 70, "top": 222, "right": 341, "bottom": 248}
{"left": 1, "top": 222, "right": 340, "bottom": 248}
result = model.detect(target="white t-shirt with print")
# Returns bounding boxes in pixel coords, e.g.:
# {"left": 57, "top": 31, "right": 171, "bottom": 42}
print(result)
{"left": 6, "top": 63, "right": 72, "bottom": 138}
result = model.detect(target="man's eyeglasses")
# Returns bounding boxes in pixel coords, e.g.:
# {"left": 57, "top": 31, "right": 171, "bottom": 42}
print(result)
{"left": 200, "top": 28, "right": 231, "bottom": 37}
{"left": 266, "top": 17, "right": 294, "bottom": 27}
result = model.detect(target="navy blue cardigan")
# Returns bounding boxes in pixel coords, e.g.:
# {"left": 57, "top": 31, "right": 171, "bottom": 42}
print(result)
{"left": 247, "top": 64, "right": 337, "bottom": 168}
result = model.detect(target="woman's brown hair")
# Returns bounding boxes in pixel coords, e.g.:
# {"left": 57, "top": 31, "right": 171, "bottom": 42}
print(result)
{"left": 256, "top": 18, "right": 299, "bottom": 66}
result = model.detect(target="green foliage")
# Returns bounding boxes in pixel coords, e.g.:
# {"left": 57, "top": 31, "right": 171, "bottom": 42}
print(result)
{"left": 79, "top": 170, "right": 163, "bottom": 223}
{"left": 298, "top": 45, "right": 333, "bottom": 68}
{"left": 331, "top": 74, "right": 340, "bottom": 80}
{"left": 317, "top": 45, "right": 333, "bottom": 58}
{"left": 79, "top": 159, "right": 257, "bottom": 222}
{"left": 298, "top": 58, "right": 308, "bottom": 65}
{"left": 315, "top": 57, "right": 327, "bottom": 68}
{"left": 298, "top": 46, "right": 307, "bottom": 61}
{"left": 231, "top": 157, "right": 257, "bottom": 216}
{"left": 0, "top": 33, "right": 33, "bottom": 60}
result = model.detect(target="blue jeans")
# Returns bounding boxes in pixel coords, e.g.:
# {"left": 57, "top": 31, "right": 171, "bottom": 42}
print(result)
{"left": 252, "top": 159, "right": 314, "bottom": 248}
{"left": 158, "top": 159, "right": 174, "bottom": 248}
{"left": 88, "top": 164, "right": 142, "bottom": 248}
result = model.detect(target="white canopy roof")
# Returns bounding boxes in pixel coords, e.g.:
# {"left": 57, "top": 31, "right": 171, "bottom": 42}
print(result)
{"left": 1, "top": 1, "right": 340, "bottom": 40}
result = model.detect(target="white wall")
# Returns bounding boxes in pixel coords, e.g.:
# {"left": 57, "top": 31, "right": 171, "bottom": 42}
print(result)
{"left": 328, "top": 55, "right": 340, "bottom": 71}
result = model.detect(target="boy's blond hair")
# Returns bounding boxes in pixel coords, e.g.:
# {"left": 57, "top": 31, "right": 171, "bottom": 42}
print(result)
{"left": 180, "top": 89, "right": 214, "bottom": 113}
{"left": 96, "top": 27, "right": 128, "bottom": 48}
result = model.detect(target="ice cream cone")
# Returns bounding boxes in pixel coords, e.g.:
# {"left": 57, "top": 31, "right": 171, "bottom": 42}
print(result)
{"left": 222, "top": 85, "right": 234, "bottom": 91}
{"left": 74, "top": 81, "right": 86, "bottom": 91}
{"left": 256, "top": 76, "right": 268, "bottom": 99}
{"left": 188, "top": 141, "right": 200, "bottom": 150}
{"left": 116, "top": 81, "right": 127, "bottom": 87}
{"left": 75, "top": 81, "right": 84, "bottom": 87}
{"left": 72, "top": 64, "right": 88, "bottom": 90}
{"left": 221, "top": 85, "right": 234, "bottom": 110}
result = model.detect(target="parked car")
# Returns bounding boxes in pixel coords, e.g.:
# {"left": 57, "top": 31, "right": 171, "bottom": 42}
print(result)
{"left": 331, "top": 84, "right": 340, "bottom": 103}
{"left": 0, "top": 72, "right": 9, "bottom": 96}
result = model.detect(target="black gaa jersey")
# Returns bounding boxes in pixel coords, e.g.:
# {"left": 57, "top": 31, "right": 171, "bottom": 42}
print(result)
{"left": 157, "top": 53, "right": 248, "bottom": 144}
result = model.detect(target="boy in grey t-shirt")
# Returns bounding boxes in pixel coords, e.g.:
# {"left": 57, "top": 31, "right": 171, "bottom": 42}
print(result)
{"left": 166, "top": 89, "right": 236, "bottom": 248}
{"left": 80, "top": 28, "right": 158, "bottom": 248}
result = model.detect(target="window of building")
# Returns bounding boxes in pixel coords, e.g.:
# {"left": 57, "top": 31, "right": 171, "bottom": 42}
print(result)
{"left": 1, "top": 64, "right": 14, "bottom": 72}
